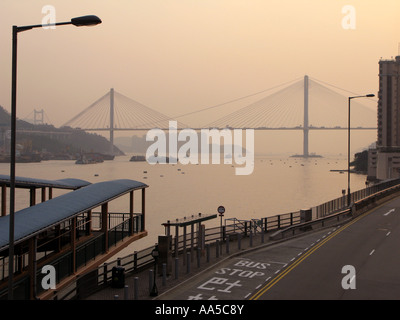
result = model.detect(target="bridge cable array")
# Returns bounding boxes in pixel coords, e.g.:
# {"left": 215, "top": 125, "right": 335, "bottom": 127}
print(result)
{"left": 62, "top": 76, "right": 377, "bottom": 131}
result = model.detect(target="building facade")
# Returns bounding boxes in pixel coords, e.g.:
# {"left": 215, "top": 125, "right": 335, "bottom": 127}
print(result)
{"left": 370, "top": 56, "right": 400, "bottom": 180}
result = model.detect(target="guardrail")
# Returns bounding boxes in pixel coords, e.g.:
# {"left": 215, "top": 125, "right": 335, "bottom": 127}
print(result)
{"left": 314, "top": 178, "right": 400, "bottom": 218}
{"left": 269, "top": 208, "right": 351, "bottom": 240}
{"left": 270, "top": 178, "right": 400, "bottom": 240}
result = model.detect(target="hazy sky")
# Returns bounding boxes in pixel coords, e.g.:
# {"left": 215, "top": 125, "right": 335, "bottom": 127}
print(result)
{"left": 0, "top": 0, "right": 399, "bottom": 154}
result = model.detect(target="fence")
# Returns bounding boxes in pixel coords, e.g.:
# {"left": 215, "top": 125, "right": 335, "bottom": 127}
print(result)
{"left": 314, "top": 178, "right": 400, "bottom": 218}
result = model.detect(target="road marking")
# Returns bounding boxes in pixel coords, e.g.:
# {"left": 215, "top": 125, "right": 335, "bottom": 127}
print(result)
{"left": 369, "top": 249, "right": 375, "bottom": 256}
{"left": 249, "top": 213, "right": 370, "bottom": 300}
{"left": 383, "top": 209, "right": 395, "bottom": 216}
{"left": 386, "top": 231, "right": 391, "bottom": 236}
{"left": 267, "top": 260, "right": 287, "bottom": 265}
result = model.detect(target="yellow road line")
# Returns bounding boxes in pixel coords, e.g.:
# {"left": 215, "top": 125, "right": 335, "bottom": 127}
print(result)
{"left": 249, "top": 211, "right": 372, "bottom": 300}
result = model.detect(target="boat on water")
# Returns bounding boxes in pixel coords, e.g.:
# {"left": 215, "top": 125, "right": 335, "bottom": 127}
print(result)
{"left": 130, "top": 155, "right": 146, "bottom": 162}
{"left": 75, "top": 153, "right": 105, "bottom": 164}
{"left": 146, "top": 155, "right": 178, "bottom": 163}
{"left": 83, "top": 152, "right": 115, "bottom": 160}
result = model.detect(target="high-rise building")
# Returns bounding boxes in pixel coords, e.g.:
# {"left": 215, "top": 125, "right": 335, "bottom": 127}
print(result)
{"left": 377, "top": 56, "right": 400, "bottom": 149}
{"left": 370, "top": 56, "right": 400, "bottom": 180}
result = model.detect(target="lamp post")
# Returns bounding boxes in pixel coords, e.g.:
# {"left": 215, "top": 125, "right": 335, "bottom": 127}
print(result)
{"left": 8, "top": 15, "right": 101, "bottom": 300}
{"left": 218, "top": 206, "right": 225, "bottom": 242}
{"left": 347, "top": 94, "right": 375, "bottom": 207}
{"left": 150, "top": 245, "right": 159, "bottom": 297}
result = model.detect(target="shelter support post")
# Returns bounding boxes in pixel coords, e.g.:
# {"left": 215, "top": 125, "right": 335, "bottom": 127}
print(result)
{"left": 101, "top": 203, "right": 109, "bottom": 252}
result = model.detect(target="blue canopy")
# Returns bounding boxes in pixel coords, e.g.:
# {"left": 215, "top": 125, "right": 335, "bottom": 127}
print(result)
{"left": 0, "top": 179, "right": 148, "bottom": 251}
{"left": 0, "top": 174, "right": 90, "bottom": 189}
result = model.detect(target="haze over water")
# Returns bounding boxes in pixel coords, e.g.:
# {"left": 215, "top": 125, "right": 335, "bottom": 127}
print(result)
{"left": 0, "top": 152, "right": 368, "bottom": 256}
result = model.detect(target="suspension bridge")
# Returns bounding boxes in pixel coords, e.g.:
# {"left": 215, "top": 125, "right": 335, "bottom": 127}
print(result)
{"left": 62, "top": 75, "right": 377, "bottom": 156}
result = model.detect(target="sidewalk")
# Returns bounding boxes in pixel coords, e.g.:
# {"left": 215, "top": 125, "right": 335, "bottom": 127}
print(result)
{"left": 85, "top": 232, "right": 272, "bottom": 300}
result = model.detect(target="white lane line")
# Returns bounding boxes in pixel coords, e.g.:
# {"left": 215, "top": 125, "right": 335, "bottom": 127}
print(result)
{"left": 384, "top": 209, "right": 395, "bottom": 216}
{"left": 266, "top": 260, "right": 288, "bottom": 265}
{"left": 255, "top": 284, "right": 261, "bottom": 289}
{"left": 386, "top": 231, "right": 391, "bottom": 236}
{"left": 369, "top": 249, "right": 375, "bottom": 256}
{"left": 244, "top": 293, "right": 251, "bottom": 298}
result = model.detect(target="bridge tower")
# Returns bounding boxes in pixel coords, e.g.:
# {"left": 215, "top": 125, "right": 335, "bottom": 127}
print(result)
{"left": 303, "top": 75, "right": 309, "bottom": 157}
{"left": 109, "top": 88, "right": 114, "bottom": 155}
{"left": 34, "top": 109, "right": 44, "bottom": 125}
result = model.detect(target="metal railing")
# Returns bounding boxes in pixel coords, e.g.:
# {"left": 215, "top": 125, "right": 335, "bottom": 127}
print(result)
{"left": 314, "top": 178, "right": 400, "bottom": 218}
{"left": 269, "top": 208, "right": 351, "bottom": 241}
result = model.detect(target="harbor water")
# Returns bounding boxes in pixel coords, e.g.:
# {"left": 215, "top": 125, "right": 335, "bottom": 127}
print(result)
{"left": 0, "top": 154, "right": 368, "bottom": 259}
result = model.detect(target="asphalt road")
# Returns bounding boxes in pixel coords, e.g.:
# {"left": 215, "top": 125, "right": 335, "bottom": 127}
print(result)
{"left": 159, "top": 196, "right": 400, "bottom": 300}
{"left": 252, "top": 197, "right": 400, "bottom": 300}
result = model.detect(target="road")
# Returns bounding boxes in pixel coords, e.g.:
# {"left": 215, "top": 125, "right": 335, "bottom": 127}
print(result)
{"left": 159, "top": 196, "right": 400, "bottom": 300}
{"left": 252, "top": 198, "right": 400, "bottom": 300}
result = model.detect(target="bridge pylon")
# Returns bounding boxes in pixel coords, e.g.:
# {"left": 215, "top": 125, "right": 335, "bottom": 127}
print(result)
{"left": 109, "top": 88, "right": 114, "bottom": 155}
{"left": 291, "top": 75, "right": 321, "bottom": 158}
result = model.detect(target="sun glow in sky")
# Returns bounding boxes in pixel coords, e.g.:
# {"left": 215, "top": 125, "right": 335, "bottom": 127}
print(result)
{"left": 0, "top": 0, "right": 398, "bottom": 154}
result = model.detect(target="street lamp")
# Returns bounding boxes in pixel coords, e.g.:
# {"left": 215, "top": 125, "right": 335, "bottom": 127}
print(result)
{"left": 347, "top": 94, "right": 375, "bottom": 206}
{"left": 150, "top": 245, "right": 159, "bottom": 297}
{"left": 8, "top": 15, "right": 101, "bottom": 300}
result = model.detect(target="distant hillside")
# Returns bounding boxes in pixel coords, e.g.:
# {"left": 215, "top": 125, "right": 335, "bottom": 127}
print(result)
{"left": 0, "top": 106, "right": 123, "bottom": 157}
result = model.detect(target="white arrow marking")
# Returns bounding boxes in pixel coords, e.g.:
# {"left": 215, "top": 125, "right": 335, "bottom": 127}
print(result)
{"left": 384, "top": 209, "right": 395, "bottom": 216}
